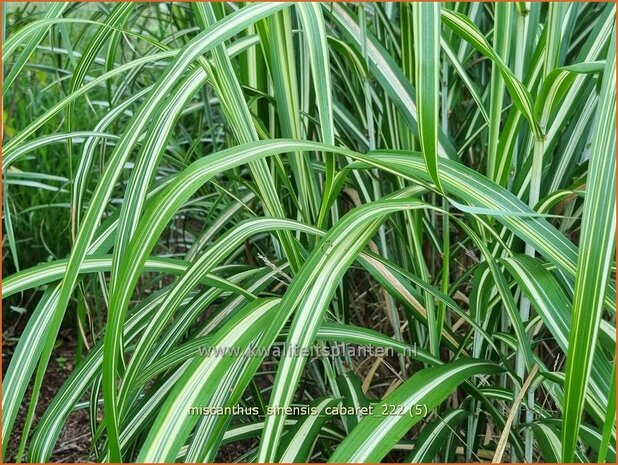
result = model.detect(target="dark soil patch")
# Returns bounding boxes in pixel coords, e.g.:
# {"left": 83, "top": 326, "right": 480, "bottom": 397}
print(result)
{"left": 3, "top": 326, "right": 92, "bottom": 463}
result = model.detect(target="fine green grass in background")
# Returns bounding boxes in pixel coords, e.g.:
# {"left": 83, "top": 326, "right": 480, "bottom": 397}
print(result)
{"left": 2, "top": 2, "right": 616, "bottom": 463}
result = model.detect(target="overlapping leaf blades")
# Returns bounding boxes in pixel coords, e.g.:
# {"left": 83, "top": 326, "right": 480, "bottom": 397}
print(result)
{"left": 2, "top": 2, "right": 615, "bottom": 463}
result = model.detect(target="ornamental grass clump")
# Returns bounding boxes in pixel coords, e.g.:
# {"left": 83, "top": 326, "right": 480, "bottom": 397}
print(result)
{"left": 2, "top": 2, "right": 615, "bottom": 463}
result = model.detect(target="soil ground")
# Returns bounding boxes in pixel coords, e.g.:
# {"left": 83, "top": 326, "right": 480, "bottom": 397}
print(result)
{"left": 2, "top": 324, "right": 254, "bottom": 463}
{"left": 3, "top": 327, "right": 92, "bottom": 463}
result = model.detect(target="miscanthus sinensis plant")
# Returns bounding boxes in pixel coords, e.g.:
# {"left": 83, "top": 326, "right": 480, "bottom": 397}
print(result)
{"left": 2, "top": 2, "right": 616, "bottom": 463}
